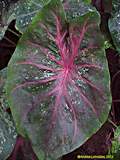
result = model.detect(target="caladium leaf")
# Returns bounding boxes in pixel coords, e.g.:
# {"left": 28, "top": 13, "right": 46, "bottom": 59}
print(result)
{"left": 6, "top": 0, "right": 111, "bottom": 159}
{"left": 0, "top": 106, "right": 17, "bottom": 160}
{"left": 10, "top": 0, "right": 50, "bottom": 32}
{"left": 109, "top": 0, "right": 120, "bottom": 52}
{"left": 0, "top": 69, "right": 17, "bottom": 159}
{"left": 0, "top": 0, "right": 49, "bottom": 40}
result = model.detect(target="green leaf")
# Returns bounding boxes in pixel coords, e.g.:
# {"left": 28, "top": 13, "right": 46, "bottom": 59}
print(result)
{"left": 111, "top": 126, "right": 120, "bottom": 160}
{"left": 6, "top": 0, "right": 111, "bottom": 159}
{"left": 0, "top": 0, "right": 49, "bottom": 39}
{"left": 0, "top": 69, "right": 17, "bottom": 160}
{"left": 84, "top": 0, "right": 92, "bottom": 4}
{"left": 109, "top": 0, "right": 120, "bottom": 53}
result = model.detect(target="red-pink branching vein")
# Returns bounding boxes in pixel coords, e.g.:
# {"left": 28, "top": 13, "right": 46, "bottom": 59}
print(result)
{"left": 17, "top": 61, "right": 58, "bottom": 72}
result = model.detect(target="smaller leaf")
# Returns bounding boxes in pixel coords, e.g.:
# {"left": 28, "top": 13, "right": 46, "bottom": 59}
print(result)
{"left": 0, "top": 69, "right": 17, "bottom": 160}
{"left": 0, "top": 0, "right": 49, "bottom": 40}
{"left": 109, "top": 0, "right": 120, "bottom": 53}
